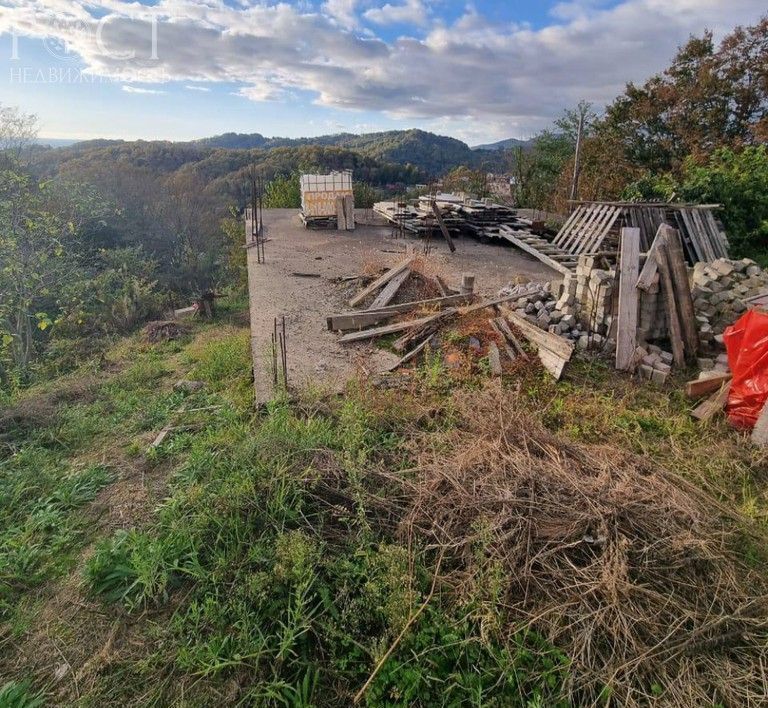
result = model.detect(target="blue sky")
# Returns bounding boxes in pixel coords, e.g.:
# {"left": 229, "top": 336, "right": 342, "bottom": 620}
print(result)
{"left": 0, "top": 0, "right": 764, "bottom": 144}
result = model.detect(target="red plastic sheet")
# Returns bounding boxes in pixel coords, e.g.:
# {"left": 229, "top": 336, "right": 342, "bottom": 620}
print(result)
{"left": 723, "top": 309, "right": 768, "bottom": 428}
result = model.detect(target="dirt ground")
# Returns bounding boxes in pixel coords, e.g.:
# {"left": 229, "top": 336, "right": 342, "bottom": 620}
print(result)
{"left": 246, "top": 209, "right": 558, "bottom": 403}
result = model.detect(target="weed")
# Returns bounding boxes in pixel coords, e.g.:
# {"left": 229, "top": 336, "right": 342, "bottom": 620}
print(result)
{"left": 0, "top": 680, "right": 44, "bottom": 708}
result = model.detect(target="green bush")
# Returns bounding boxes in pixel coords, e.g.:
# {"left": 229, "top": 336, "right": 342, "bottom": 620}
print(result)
{"left": 264, "top": 173, "right": 301, "bottom": 208}
{"left": 679, "top": 146, "right": 768, "bottom": 263}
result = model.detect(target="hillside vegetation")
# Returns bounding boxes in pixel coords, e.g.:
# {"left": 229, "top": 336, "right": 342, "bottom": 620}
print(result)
{"left": 1, "top": 307, "right": 766, "bottom": 705}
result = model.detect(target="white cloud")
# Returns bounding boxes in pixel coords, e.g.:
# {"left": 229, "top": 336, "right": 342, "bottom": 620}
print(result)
{"left": 185, "top": 84, "right": 210, "bottom": 92}
{"left": 322, "top": 0, "right": 361, "bottom": 29}
{"left": 1, "top": 0, "right": 765, "bottom": 137}
{"left": 122, "top": 85, "right": 166, "bottom": 94}
{"left": 364, "top": 0, "right": 429, "bottom": 27}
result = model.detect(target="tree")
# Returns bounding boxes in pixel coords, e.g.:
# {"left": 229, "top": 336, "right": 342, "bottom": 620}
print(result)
{"left": 601, "top": 16, "right": 768, "bottom": 174}
{"left": 679, "top": 146, "right": 768, "bottom": 262}
{"left": 442, "top": 167, "right": 489, "bottom": 198}
{"left": 264, "top": 173, "right": 301, "bottom": 208}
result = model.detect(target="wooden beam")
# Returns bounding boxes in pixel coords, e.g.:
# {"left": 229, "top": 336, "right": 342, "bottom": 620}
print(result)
{"left": 656, "top": 242, "right": 686, "bottom": 368}
{"left": 327, "top": 293, "right": 472, "bottom": 331}
{"left": 664, "top": 227, "right": 700, "bottom": 361}
{"left": 431, "top": 202, "right": 456, "bottom": 252}
{"left": 338, "top": 310, "right": 451, "bottom": 344}
{"left": 349, "top": 256, "right": 415, "bottom": 307}
{"left": 616, "top": 227, "right": 641, "bottom": 370}
{"left": 493, "top": 316, "right": 530, "bottom": 361}
{"left": 489, "top": 319, "right": 517, "bottom": 361}
{"left": 692, "top": 381, "right": 732, "bottom": 421}
{"left": 505, "top": 311, "right": 575, "bottom": 361}
{"left": 498, "top": 227, "right": 574, "bottom": 275}
{"left": 537, "top": 347, "right": 568, "bottom": 380}
{"left": 386, "top": 333, "right": 437, "bottom": 371}
{"left": 369, "top": 268, "right": 410, "bottom": 310}
{"left": 636, "top": 224, "right": 671, "bottom": 291}
{"left": 685, "top": 373, "right": 732, "bottom": 399}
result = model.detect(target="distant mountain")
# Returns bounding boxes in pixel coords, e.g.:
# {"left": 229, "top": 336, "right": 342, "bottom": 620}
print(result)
{"left": 34, "top": 137, "right": 81, "bottom": 148}
{"left": 195, "top": 129, "right": 506, "bottom": 176}
{"left": 471, "top": 138, "right": 532, "bottom": 151}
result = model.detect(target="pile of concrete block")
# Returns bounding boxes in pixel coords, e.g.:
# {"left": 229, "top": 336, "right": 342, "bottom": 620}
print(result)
{"left": 634, "top": 344, "right": 674, "bottom": 385}
{"left": 692, "top": 258, "right": 768, "bottom": 341}
{"left": 573, "top": 256, "right": 616, "bottom": 340}
{"left": 500, "top": 278, "right": 597, "bottom": 346}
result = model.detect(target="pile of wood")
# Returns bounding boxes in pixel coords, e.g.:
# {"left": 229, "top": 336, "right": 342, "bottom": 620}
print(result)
{"left": 616, "top": 225, "right": 699, "bottom": 373}
{"left": 328, "top": 256, "right": 575, "bottom": 380}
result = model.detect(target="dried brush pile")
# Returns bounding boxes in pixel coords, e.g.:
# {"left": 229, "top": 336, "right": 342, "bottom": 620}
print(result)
{"left": 390, "top": 385, "right": 768, "bottom": 706}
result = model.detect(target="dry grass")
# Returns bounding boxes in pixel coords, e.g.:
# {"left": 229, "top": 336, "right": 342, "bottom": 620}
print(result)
{"left": 384, "top": 383, "right": 768, "bottom": 707}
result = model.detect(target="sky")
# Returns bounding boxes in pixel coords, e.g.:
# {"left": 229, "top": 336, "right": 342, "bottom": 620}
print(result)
{"left": 0, "top": 0, "right": 764, "bottom": 145}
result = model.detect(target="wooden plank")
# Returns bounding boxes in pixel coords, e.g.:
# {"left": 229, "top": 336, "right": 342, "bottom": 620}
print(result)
{"left": 494, "top": 316, "right": 530, "bottom": 361}
{"left": 570, "top": 204, "right": 611, "bottom": 254}
{"left": 338, "top": 311, "right": 451, "bottom": 344}
{"left": 561, "top": 204, "right": 602, "bottom": 252}
{"left": 434, "top": 275, "right": 449, "bottom": 296}
{"left": 349, "top": 256, "right": 415, "bottom": 307}
{"left": 656, "top": 242, "right": 686, "bottom": 368}
{"left": 561, "top": 204, "right": 600, "bottom": 252}
{"left": 571, "top": 203, "right": 612, "bottom": 253}
{"left": 498, "top": 228, "right": 573, "bottom": 275}
{"left": 369, "top": 268, "right": 410, "bottom": 310}
{"left": 615, "top": 227, "right": 641, "bottom": 371}
{"left": 386, "top": 333, "right": 435, "bottom": 371}
{"left": 664, "top": 227, "right": 699, "bottom": 361}
{"left": 431, "top": 202, "right": 456, "bottom": 253}
{"left": 636, "top": 224, "right": 669, "bottom": 291}
{"left": 505, "top": 311, "right": 575, "bottom": 360}
{"left": 751, "top": 400, "right": 768, "bottom": 447}
{"left": 685, "top": 373, "right": 732, "bottom": 399}
{"left": 703, "top": 211, "right": 729, "bottom": 258}
{"left": 487, "top": 342, "right": 503, "bottom": 376}
{"left": 327, "top": 293, "right": 472, "bottom": 331}
{"left": 692, "top": 381, "right": 732, "bottom": 421}
{"left": 537, "top": 347, "right": 568, "bottom": 380}
{"left": 489, "top": 319, "right": 517, "bottom": 361}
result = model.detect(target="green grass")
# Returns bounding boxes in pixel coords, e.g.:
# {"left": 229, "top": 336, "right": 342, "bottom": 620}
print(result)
{"left": 3, "top": 311, "right": 767, "bottom": 706}
{"left": 80, "top": 387, "right": 568, "bottom": 706}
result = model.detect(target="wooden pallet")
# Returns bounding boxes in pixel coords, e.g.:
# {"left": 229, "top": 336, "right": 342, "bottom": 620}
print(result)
{"left": 553, "top": 203, "right": 623, "bottom": 255}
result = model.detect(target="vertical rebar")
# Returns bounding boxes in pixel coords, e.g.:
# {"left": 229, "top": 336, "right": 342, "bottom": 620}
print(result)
{"left": 281, "top": 316, "right": 288, "bottom": 389}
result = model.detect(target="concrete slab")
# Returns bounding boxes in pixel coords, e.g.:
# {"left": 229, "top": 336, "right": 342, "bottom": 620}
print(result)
{"left": 245, "top": 209, "right": 560, "bottom": 403}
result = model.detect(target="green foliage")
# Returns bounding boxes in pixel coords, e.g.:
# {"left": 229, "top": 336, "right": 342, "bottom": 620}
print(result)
{"left": 0, "top": 680, "right": 44, "bottom": 708}
{"left": 679, "top": 146, "right": 768, "bottom": 262}
{"left": 54, "top": 247, "right": 166, "bottom": 339}
{"left": 353, "top": 181, "right": 377, "bottom": 209}
{"left": 442, "top": 166, "right": 490, "bottom": 198}
{"left": 264, "top": 172, "right": 302, "bottom": 208}
{"left": 621, "top": 145, "right": 768, "bottom": 263}
{"left": 0, "top": 450, "right": 113, "bottom": 619}
{"left": 366, "top": 608, "right": 569, "bottom": 707}
{"left": 78, "top": 372, "right": 568, "bottom": 705}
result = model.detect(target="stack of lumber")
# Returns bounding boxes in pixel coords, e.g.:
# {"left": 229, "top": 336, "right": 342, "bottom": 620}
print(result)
{"left": 574, "top": 201, "right": 728, "bottom": 264}
{"left": 615, "top": 224, "right": 699, "bottom": 374}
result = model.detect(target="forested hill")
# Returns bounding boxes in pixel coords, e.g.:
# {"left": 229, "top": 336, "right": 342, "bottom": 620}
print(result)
{"left": 34, "top": 130, "right": 505, "bottom": 199}
{"left": 193, "top": 128, "right": 505, "bottom": 175}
